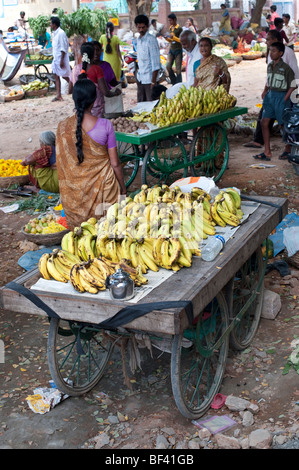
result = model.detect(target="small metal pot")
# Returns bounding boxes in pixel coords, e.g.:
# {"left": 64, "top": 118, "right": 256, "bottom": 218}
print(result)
{"left": 106, "top": 268, "right": 135, "bottom": 301}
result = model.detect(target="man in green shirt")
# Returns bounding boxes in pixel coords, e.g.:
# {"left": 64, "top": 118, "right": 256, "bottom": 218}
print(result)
{"left": 165, "top": 13, "right": 183, "bottom": 85}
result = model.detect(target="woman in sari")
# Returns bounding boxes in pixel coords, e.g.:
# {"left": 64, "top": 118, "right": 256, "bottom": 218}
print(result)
{"left": 219, "top": 4, "right": 232, "bottom": 34}
{"left": 21, "top": 131, "right": 59, "bottom": 193}
{"left": 56, "top": 77, "right": 126, "bottom": 229}
{"left": 193, "top": 37, "right": 231, "bottom": 92}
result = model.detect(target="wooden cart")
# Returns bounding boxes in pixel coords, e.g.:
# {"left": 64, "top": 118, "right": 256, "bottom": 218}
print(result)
{"left": 116, "top": 106, "right": 247, "bottom": 189}
{"left": 0, "top": 195, "right": 287, "bottom": 419}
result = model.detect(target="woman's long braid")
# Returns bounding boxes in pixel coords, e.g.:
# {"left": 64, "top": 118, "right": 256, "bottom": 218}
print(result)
{"left": 75, "top": 104, "right": 84, "bottom": 164}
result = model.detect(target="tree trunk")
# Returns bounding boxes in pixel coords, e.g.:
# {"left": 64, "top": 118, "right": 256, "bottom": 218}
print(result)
{"left": 126, "top": 0, "right": 153, "bottom": 32}
{"left": 250, "top": 0, "right": 267, "bottom": 25}
{"left": 71, "top": 34, "right": 88, "bottom": 65}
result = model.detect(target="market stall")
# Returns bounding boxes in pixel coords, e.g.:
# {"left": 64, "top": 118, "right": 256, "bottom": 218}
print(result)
{"left": 0, "top": 190, "right": 288, "bottom": 419}
{"left": 113, "top": 85, "right": 247, "bottom": 188}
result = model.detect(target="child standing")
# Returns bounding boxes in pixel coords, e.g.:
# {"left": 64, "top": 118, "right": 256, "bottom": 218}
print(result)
{"left": 254, "top": 42, "right": 296, "bottom": 161}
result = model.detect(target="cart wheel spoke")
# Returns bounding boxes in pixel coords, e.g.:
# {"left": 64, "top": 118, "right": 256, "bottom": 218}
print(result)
{"left": 189, "top": 124, "right": 229, "bottom": 182}
{"left": 118, "top": 142, "right": 140, "bottom": 189}
{"left": 229, "top": 247, "right": 264, "bottom": 350}
{"left": 47, "top": 319, "right": 114, "bottom": 396}
{"left": 141, "top": 137, "right": 188, "bottom": 186}
{"left": 171, "top": 292, "right": 229, "bottom": 419}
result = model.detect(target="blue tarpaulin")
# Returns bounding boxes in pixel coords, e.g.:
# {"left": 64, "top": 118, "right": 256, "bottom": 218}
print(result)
{"left": 269, "top": 212, "right": 299, "bottom": 256}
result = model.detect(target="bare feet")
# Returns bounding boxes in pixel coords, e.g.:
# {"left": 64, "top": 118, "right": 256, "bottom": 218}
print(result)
{"left": 52, "top": 96, "right": 63, "bottom": 102}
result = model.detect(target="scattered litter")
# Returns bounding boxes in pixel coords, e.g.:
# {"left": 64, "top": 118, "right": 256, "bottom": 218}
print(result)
{"left": 26, "top": 381, "right": 69, "bottom": 414}
{"left": 210, "top": 393, "right": 227, "bottom": 409}
{"left": 192, "top": 415, "right": 237, "bottom": 434}
{"left": 0, "top": 203, "right": 19, "bottom": 213}
{"left": 248, "top": 164, "right": 276, "bottom": 169}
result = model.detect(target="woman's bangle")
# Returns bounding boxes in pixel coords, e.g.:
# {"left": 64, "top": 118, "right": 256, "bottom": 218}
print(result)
{"left": 219, "top": 72, "right": 225, "bottom": 78}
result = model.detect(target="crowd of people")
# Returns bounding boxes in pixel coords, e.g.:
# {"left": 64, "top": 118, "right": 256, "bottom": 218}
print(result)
{"left": 16, "top": 6, "right": 298, "bottom": 229}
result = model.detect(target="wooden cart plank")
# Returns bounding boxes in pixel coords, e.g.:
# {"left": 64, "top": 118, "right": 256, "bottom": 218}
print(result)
{"left": 0, "top": 196, "right": 287, "bottom": 335}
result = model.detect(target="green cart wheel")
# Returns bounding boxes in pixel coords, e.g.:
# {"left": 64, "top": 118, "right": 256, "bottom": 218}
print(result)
{"left": 229, "top": 247, "right": 265, "bottom": 351}
{"left": 47, "top": 318, "right": 114, "bottom": 396}
{"left": 188, "top": 124, "right": 229, "bottom": 182}
{"left": 171, "top": 292, "right": 229, "bottom": 419}
{"left": 141, "top": 136, "right": 188, "bottom": 186}
{"left": 118, "top": 142, "right": 140, "bottom": 188}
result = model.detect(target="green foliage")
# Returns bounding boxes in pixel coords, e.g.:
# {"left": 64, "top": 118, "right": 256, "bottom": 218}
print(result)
{"left": 55, "top": 7, "right": 118, "bottom": 40}
{"left": 28, "top": 7, "right": 119, "bottom": 41}
{"left": 28, "top": 15, "right": 50, "bottom": 38}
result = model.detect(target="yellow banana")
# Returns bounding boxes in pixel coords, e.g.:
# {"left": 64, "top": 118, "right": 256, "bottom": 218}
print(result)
{"left": 92, "top": 257, "right": 111, "bottom": 278}
{"left": 70, "top": 264, "right": 85, "bottom": 292}
{"left": 61, "top": 232, "right": 70, "bottom": 252}
{"left": 81, "top": 222, "right": 97, "bottom": 236}
{"left": 53, "top": 256, "right": 71, "bottom": 281}
{"left": 216, "top": 204, "right": 240, "bottom": 226}
{"left": 39, "top": 253, "right": 51, "bottom": 280}
{"left": 178, "top": 237, "right": 192, "bottom": 264}
{"left": 135, "top": 244, "right": 147, "bottom": 273}
{"left": 66, "top": 232, "right": 76, "bottom": 255}
{"left": 168, "top": 238, "right": 181, "bottom": 265}
{"left": 77, "top": 236, "right": 88, "bottom": 261}
{"left": 129, "top": 242, "right": 139, "bottom": 268}
{"left": 160, "top": 240, "right": 171, "bottom": 269}
{"left": 152, "top": 236, "right": 164, "bottom": 264}
{"left": 79, "top": 265, "right": 104, "bottom": 289}
{"left": 96, "top": 235, "right": 109, "bottom": 258}
{"left": 210, "top": 202, "right": 226, "bottom": 227}
{"left": 225, "top": 188, "right": 241, "bottom": 209}
{"left": 46, "top": 255, "right": 68, "bottom": 283}
{"left": 57, "top": 250, "right": 80, "bottom": 269}
{"left": 222, "top": 192, "right": 237, "bottom": 215}
{"left": 78, "top": 269, "right": 98, "bottom": 294}
{"left": 139, "top": 245, "right": 159, "bottom": 271}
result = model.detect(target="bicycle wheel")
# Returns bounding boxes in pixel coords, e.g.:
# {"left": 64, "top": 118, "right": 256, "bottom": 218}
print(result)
{"left": 141, "top": 137, "right": 188, "bottom": 186}
{"left": 118, "top": 142, "right": 140, "bottom": 189}
{"left": 229, "top": 247, "right": 265, "bottom": 351}
{"left": 47, "top": 318, "right": 114, "bottom": 396}
{"left": 171, "top": 292, "right": 229, "bottom": 419}
{"left": 189, "top": 124, "right": 229, "bottom": 183}
{"left": 35, "top": 64, "right": 50, "bottom": 82}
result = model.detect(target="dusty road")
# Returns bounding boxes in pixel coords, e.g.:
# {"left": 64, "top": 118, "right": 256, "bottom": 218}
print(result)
{"left": 0, "top": 56, "right": 299, "bottom": 450}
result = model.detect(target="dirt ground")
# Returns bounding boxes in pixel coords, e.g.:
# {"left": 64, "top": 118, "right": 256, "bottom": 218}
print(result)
{"left": 0, "top": 57, "right": 299, "bottom": 450}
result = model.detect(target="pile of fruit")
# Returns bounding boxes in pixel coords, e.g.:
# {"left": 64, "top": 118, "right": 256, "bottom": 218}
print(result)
{"left": 6, "top": 89, "right": 24, "bottom": 97}
{"left": 38, "top": 185, "right": 243, "bottom": 294}
{"left": 23, "top": 213, "right": 67, "bottom": 234}
{"left": 0, "top": 159, "right": 28, "bottom": 177}
{"left": 22, "top": 80, "right": 48, "bottom": 93}
{"left": 131, "top": 85, "right": 237, "bottom": 128}
{"left": 111, "top": 116, "right": 149, "bottom": 134}
{"left": 28, "top": 54, "right": 53, "bottom": 61}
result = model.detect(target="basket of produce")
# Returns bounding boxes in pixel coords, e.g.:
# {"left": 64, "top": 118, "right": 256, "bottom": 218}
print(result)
{"left": 0, "top": 159, "right": 29, "bottom": 187}
{"left": 21, "top": 213, "right": 69, "bottom": 246}
{"left": 19, "top": 74, "right": 36, "bottom": 85}
{"left": 4, "top": 89, "right": 25, "bottom": 102}
{"left": 22, "top": 79, "right": 49, "bottom": 97}
{"left": 229, "top": 55, "right": 243, "bottom": 63}
{"left": 242, "top": 51, "right": 263, "bottom": 60}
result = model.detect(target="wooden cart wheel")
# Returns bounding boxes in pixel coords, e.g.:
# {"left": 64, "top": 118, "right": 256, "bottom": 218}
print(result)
{"left": 117, "top": 142, "right": 140, "bottom": 189}
{"left": 188, "top": 124, "right": 229, "bottom": 183}
{"left": 47, "top": 318, "right": 114, "bottom": 396}
{"left": 141, "top": 137, "right": 188, "bottom": 186}
{"left": 171, "top": 292, "right": 229, "bottom": 419}
{"left": 35, "top": 64, "right": 50, "bottom": 82}
{"left": 229, "top": 247, "right": 265, "bottom": 351}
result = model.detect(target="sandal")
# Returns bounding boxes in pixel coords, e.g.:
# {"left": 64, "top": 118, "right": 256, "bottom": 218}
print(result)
{"left": 278, "top": 151, "right": 290, "bottom": 160}
{"left": 253, "top": 152, "right": 271, "bottom": 161}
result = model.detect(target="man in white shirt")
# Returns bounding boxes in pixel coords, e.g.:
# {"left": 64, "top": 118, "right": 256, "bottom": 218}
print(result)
{"left": 180, "top": 30, "right": 202, "bottom": 87}
{"left": 50, "top": 16, "right": 71, "bottom": 102}
{"left": 282, "top": 14, "right": 296, "bottom": 49}
{"left": 244, "top": 29, "right": 299, "bottom": 150}
{"left": 135, "top": 14, "right": 161, "bottom": 102}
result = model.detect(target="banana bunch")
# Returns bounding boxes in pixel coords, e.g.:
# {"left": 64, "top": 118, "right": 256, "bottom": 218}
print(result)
{"left": 22, "top": 80, "right": 48, "bottom": 92}
{"left": 69, "top": 257, "right": 147, "bottom": 294}
{"left": 38, "top": 249, "right": 81, "bottom": 283}
{"left": 210, "top": 188, "right": 244, "bottom": 227}
{"left": 146, "top": 85, "right": 237, "bottom": 128}
{"left": 61, "top": 218, "right": 99, "bottom": 262}
{"left": 94, "top": 185, "right": 220, "bottom": 272}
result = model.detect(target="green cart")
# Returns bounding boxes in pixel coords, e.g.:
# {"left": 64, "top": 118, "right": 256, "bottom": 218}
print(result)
{"left": 24, "top": 55, "right": 53, "bottom": 82}
{"left": 115, "top": 106, "right": 247, "bottom": 189}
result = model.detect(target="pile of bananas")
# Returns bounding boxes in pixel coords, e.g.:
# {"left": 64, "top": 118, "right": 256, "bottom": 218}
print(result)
{"left": 38, "top": 185, "right": 243, "bottom": 292}
{"left": 29, "top": 54, "right": 53, "bottom": 60}
{"left": 133, "top": 85, "right": 237, "bottom": 128}
{"left": 22, "top": 80, "right": 48, "bottom": 92}
{"left": 39, "top": 249, "right": 148, "bottom": 294}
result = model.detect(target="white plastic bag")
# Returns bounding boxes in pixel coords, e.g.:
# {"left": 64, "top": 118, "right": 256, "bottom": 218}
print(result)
{"left": 283, "top": 227, "right": 299, "bottom": 258}
{"left": 104, "top": 84, "right": 124, "bottom": 113}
